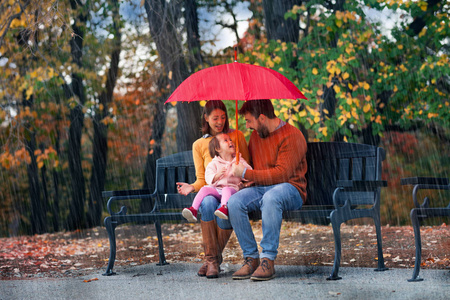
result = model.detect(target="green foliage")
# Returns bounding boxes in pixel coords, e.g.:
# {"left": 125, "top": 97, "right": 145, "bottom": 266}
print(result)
{"left": 240, "top": 0, "right": 450, "bottom": 142}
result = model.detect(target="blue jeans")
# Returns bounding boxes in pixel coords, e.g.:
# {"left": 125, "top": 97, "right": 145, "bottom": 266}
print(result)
{"left": 228, "top": 183, "right": 303, "bottom": 261}
{"left": 198, "top": 195, "right": 232, "bottom": 230}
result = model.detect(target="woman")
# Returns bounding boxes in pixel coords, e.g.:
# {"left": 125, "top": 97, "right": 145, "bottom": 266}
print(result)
{"left": 177, "top": 100, "right": 249, "bottom": 279}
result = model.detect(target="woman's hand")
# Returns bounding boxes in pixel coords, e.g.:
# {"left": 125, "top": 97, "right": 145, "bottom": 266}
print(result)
{"left": 176, "top": 182, "right": 194, "bottom": 196}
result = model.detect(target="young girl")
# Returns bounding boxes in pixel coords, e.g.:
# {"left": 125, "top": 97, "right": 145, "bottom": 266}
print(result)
{"left": 182, "top": 133, "right": 252, "bottom": 222}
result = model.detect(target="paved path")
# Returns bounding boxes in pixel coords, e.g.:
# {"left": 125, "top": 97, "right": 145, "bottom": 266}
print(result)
{"left": 1, "top": 263, "right": 449, "bottom": 299}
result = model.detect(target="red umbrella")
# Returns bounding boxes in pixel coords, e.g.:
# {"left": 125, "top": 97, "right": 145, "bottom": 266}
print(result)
{"left": 165, "top": 62, "right": 306, "bottom": 102}
{"left": 165, "top": 58, "right": 307, "bottom": 162}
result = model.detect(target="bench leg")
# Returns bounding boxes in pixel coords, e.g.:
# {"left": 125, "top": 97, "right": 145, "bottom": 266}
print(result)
{"left": 373, "top": 212, "right": 388, "bottom": 272}
{"left": 408, "top": 208, "right": 424, "bottom": 282}
{"left": 155, "top": 221, "right": 169, "bottom": 266}
{"left": 103, "top": 216, "right": 118, "bottom": 276}
{"left": 328, "top": 211, "right": 342, "bottom": 281}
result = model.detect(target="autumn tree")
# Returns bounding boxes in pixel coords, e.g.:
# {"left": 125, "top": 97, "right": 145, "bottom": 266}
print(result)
{"left": 144, "top": 0, "right": 202, "bottom": 154}
{"left": 241, "top": 0, "right": 449, "bottom": 144}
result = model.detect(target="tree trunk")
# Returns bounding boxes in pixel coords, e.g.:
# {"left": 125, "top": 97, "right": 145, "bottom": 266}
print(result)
{"left": 141, "top": 75, "right": 168, "bottom": 213}
{"left": 185, "top": 0, "right": 203, "bottom": 72}
{"left": 144, "top": 0, "right": 202, "bottom": 153}
{"left": 263, "top": 0, "right": 300, "bottom": 43}
{"left": 66, "top": 0, "right": 88, "bottom": 230}
{"left": 87, "top": 0, "right": 122, "bottom": 228}
{"left": 25, "top": 131, "right": 47, "bottom": 234}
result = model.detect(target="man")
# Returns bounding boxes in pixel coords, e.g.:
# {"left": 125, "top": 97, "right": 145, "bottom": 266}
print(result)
{"left": 228, "top": 99, "right": 307, "bottom": 281}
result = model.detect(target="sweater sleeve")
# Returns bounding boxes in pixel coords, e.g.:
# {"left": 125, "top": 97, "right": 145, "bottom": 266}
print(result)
{"left": 245, "top": 128, "right": 306, "bottom": 186}
{"left": 191, "top": 140, "right": 211, "bottom": 192}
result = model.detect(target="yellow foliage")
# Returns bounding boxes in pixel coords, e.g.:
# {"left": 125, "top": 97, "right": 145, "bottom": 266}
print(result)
{"left": 26, "top": 86, "right": 34, "bottom": 100}
{"left": 363, "top": 103, "right": 371, "bottom": 113}
{"left": 346, "top": 98, "right": 352, "bottom": 105}
{"left": 375, "top": 115, "right": 382, "bottom": 124}
{"left": 342, "top": 72, "right": 349, "bottom": 80}
{"left": 333, "top": 85, "right": 341, "bottom": 93}
{"left": 312, "top": 68, "right": 318, "bottom": 75}
{"left": 319, "top": 127, "right": 328, "bottom": 137}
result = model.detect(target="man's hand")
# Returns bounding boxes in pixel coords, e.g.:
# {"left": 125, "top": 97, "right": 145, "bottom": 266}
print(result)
{"left": 231, "top": 163, "right": 246, "bottom": 178}
{"left": 176, "top": 182, "right": 194, "bottom": 196}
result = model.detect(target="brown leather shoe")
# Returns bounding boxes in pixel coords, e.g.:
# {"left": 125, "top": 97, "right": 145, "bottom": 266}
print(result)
{"left": 232, "top": 257, "right": 260, "bottom": 280}
{"left": 250, "top": 258, "right": 275, "bottom": 281}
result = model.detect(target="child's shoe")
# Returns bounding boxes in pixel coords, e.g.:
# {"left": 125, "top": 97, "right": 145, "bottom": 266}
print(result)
{"left": 214, "top": 206, "right": 229, "bottom": 220}
{"left": 182, "top": 207, "right": 198, "bottom": 222}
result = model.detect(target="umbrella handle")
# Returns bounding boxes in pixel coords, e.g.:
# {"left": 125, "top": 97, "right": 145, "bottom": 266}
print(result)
{"left": 235, "top": 99, "right": 239, "bottom": 164}
{"left": 234, "top": 46, "right": 237, "bottom": 62}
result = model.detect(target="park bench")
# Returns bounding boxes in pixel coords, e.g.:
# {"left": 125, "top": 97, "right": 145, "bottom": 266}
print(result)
{"left": 102, "top": 142, "right": 388, "bottom": 280}
{"left": 400, "top": 177, "right": 450, "bottom": 282}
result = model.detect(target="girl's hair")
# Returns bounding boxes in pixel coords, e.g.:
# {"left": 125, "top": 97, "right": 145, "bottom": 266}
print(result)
{"left": 201, "top": 100, "right": 230, "bottom": 135}
{"left": 208, "top": 133, "right": 225, "bottom": 158}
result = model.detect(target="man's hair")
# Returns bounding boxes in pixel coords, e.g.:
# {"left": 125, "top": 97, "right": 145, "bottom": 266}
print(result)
{"left": 238, "top": 99, "right": 276, "bottom": 119}
{"left": 201, "top": 100, "right": 230, "bottom": 135}
{"left": 208, "top": 133, "right": 225, "bottom": 158}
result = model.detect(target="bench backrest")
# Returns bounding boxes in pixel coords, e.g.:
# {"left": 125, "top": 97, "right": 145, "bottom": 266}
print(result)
{"left": 153, "top": 142, "right": 385, "bottom": 210}
{"left": 306, "top": 142, "right": 385, "bottom": 206}
{"left": 154, "top": 151, "right": 196, "bottom": 210}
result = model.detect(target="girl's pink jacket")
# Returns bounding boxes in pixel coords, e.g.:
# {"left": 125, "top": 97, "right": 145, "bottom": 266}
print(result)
{"left": 205, "top": 154, "right": 252, "bottom": 191}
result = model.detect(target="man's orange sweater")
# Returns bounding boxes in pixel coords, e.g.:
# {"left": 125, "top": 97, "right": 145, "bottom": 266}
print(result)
{"left": 245, "top": 123, "right": 307, "bottom": 203}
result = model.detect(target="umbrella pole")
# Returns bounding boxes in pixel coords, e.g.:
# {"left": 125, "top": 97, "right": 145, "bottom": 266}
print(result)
{"left": 235, "top": 100, "right": 239, "bottom": 164}
{"left": 234, "top": 46, "right": 240, "bottom": 164}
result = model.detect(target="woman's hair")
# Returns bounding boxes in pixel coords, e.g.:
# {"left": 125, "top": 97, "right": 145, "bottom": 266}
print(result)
{"left": 201, "top": 100, "right": 230, "bottom": 135}
{"left": 208, "top": 133, "right": 225, "bottom": 158}
{"left": 238, "top": 99, "right": 276, "bottom": 119}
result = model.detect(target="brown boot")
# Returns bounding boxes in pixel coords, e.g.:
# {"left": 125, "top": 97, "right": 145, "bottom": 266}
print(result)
{"left": 197, "top": 262, "right": 208, "bottom": 277}
{"left": 200, "top": 220, "right": 220, "bottom": 279}
{"left": 216, "top": 225, "right": 233, "bottom": 266}
{"left": 232, "top": 257, "right": 260, "bottom": 280}
{"left": 250, "top": 257, "right": 275, "bottom": 281}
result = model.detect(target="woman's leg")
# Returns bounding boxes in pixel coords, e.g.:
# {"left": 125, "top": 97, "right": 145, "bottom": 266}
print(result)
{"left": 198, "top": 195, "right": 232, "bottom": 278}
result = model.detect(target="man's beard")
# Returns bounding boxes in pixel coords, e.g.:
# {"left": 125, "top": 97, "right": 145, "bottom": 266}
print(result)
{"left": 256, "top": 122, "right": 270, "bottom": 138}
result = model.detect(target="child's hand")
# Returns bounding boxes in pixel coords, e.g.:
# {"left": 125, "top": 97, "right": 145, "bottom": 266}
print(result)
{"left": 213, "top": 167, "right": 227, "bottom": 183}
{"left": 176, "top": 182, "right": 194, "bottom": 196}
{"left": 242, "top": 181, "right": 255, "bottom": 188}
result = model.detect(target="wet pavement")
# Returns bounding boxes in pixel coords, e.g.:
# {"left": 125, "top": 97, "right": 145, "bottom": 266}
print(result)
{"left": 1, "top": 263, "right": 449, "bottom": 299}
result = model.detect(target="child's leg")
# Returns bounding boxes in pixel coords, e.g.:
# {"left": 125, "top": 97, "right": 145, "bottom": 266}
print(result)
{"left": 191, "top": 186, "right": 221, "bottom": 210}
{"left": 220, "top": 187, "right": 237, "bottom": 207}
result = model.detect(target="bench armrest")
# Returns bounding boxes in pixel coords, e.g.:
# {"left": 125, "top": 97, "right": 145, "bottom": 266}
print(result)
{"left": 103, "top": 189, "right": 157, "bottom": 215}
{"left": 401, "top": 177, "right": 450, "bottom": 208}
{"left": 333, "top": 180, "right": 387, "bottom": 209}
{"left": 400, "top": 177, "right": 449, "bottom": 186}
{"left": 336, "top": 180, "right": 387, "bottom": 190}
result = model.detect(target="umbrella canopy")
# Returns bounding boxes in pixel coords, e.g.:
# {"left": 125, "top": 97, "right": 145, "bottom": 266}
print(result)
{"left": 165, "top": 61, "right": 307, "bottom": 163}
{"left": 165, "top": 62, "right": 307, "bottom": 103}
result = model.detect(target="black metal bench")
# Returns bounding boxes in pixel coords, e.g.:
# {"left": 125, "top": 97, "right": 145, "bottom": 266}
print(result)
{"left": 102, "top": 142, "right": 388, "bottom": 280}
{"left": 400, "top": 177, "right": 450, "bottom": 282}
